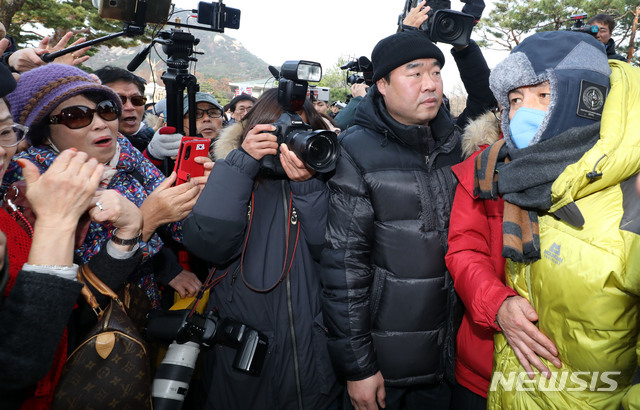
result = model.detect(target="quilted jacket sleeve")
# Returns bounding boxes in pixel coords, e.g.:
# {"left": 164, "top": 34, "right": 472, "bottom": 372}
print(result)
{"left": 320, "top": 148, "right": 378, "bottom": 381}
{"left": 182, "top": 149, "right": 258, "bottom": 266}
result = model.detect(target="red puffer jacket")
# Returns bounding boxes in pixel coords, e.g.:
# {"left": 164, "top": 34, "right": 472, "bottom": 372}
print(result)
{"left": 445, "top": 112, "right": 517, "bottom": 398}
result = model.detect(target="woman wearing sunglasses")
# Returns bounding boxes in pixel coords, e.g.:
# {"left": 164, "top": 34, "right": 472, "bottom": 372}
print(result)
{"left": 0, "top": 55, "right": 146, "bottom": 407}
{"left": 1, "top": 64, "right": 206, "bottom": 314}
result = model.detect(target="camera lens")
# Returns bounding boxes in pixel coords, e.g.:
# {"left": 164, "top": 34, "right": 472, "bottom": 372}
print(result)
{"left": 287, "top": 129, "right": 340, "bottom": 173}
{"left": 437, "top": 15, "right": 463, "bottom": 41}
{"left": 308, "top": 134, "right": 333, "bottom": 164}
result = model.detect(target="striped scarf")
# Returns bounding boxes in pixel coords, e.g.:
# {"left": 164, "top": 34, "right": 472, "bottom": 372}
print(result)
{"left": 474, "top": 139, "right": 540, "bottom": 262}
{"left": 473, "top": 124, "right": 600, "bottom": 262}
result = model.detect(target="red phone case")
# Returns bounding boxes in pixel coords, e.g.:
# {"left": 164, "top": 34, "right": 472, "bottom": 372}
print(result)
{"left": 173, "top": 136, "right": 210, "bottom": 185}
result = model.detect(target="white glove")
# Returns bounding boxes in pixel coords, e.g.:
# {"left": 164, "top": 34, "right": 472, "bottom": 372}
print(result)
{"left": 147, "top": 126, "right": 181, "bottom": 160}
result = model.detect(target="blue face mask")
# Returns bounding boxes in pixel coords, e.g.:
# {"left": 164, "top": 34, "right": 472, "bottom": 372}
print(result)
{"left": 509, "top": 107, "right": 547, "bottom": 149}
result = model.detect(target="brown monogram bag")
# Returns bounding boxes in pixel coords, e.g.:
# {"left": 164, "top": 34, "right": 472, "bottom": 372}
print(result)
{"left": 50, "top": 265, "right": 152, "bottom": 410}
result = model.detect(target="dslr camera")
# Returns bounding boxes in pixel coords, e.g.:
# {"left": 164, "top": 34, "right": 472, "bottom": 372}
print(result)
{"left": 403, "top": 0, "right": 477, "bottom": 47}
{"left": 568, "top": 13, "right": 599, "bottom": 36}
{"left": 260, "top": 60, "right": 340, "bottom": 177}
{"left": 145, "top": 309, "right": 268, "bottom": 410}
{"left": 341, "top": 56, "right": 374, "bottom": 86}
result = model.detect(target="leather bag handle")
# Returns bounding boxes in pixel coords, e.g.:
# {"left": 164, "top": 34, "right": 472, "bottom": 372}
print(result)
{"left": 77, "top": 264, "right": 122, "bottom": 318}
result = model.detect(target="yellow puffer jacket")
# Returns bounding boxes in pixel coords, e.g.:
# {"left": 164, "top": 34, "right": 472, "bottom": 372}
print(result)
{"left": 488, "top": 60, "right": 640, "bottom": 409}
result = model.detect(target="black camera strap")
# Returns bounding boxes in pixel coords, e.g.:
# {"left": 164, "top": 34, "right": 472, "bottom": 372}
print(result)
{"left": 240, "top": 190, "right": 300, "bottom": 293}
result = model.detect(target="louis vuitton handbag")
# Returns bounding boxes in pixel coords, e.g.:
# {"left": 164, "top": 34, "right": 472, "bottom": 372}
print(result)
{"left": 50, "top": 265, "right": 152, "bottom": 410}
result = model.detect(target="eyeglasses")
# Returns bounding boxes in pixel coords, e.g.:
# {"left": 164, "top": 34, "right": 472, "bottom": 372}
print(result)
{"left": 0, "top": 123, "right": 28, "bottom": 148}
{"left": 119, "top": 95, "right": 147, "bottom": 106}
{"left": 49, "top": 100, "right": 120, "bottom": 129}
{"left": 194, "top": 108, "right": 223, "bottom": 119}
{"left": 235, "top": 106, "right": 252, "bottom": 113}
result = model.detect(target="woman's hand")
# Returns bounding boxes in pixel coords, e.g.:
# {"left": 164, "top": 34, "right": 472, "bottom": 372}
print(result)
{"left": 279, "top": 144, "right": 314, "bottom": 182}
{"left": 88, "top": 189, "right": 143, "bottom": 240}
{"left": 139, "top": 172, "right": 200, "bottom": 241}
{"left": 19, "top": 149, "right": 103, "bottom": 266}
{"left": 241, "top": 124, "right": 279, "bottom": 161}
{"left": 46, "top": 32, "right": 91, "bottom": 66}
{"left": 19, "top": 149, "right": 103, "bottom": 229}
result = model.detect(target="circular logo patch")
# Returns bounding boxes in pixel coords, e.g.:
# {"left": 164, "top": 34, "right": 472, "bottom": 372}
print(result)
{"left": 582, "top": 86, "right": 605, "bottom": 111}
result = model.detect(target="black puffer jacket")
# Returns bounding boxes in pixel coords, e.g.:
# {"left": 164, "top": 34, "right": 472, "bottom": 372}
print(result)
{"left": 182, "top": 124, "right": 339, "bottom": 409}
{"left": 320, "top": 40, "right": 494, "bottom": 387}
{"left": 321, "top": 88, "right": 462, "bottom": 387}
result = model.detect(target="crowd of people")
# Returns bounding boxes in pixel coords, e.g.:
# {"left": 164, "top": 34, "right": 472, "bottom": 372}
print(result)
{"left": 1, "top": 3, "right": 639, "bottom": 410}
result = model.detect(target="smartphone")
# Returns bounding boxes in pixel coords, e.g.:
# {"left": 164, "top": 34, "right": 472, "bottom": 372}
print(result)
{"left": 97, "top": 0, "right": 172, "bottom": 24}
{"left": 197, "top": 1, "right": 241, "bottom": 29}
{"left": 173, "top": 136, "right": 211, "bottom": 185}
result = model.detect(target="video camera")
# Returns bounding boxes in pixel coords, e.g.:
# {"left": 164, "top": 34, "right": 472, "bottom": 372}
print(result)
{"left": 400, "top": 0, "right": 480, "bottom": 47}
{"left": 341, "top": 56, "right": 374, "bottom": 86}
{"left": 568, "top": 13, "right": 599, "bottom": 36}
{"left": 260, "top": 60, "right": 340, "bottom": 178}
{"left": 145, "top": 308, "right": 267, "bottom": 410}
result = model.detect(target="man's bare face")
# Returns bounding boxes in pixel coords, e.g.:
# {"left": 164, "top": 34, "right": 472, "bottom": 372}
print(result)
{"left": 377, "top": 58, "right": 443, "bottom": 126}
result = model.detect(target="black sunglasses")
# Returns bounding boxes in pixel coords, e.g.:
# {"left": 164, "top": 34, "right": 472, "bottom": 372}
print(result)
{"left": 49, "top": 100, "right": 120, "bottom": 129}
{"left": 119, "top": 95, "right": 147, "bottom": 106}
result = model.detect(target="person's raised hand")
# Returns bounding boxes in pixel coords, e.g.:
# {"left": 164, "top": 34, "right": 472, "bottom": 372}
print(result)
{"left": 496, "top": 296, "right": 562, "bottom": 378}
{"left": 139, "top": 172, "right": 200, "bottom": 240}
{"left": 241, "top": 124, "right": 279, "bottom": 161}
{"left": 403, "top": 0, "right": 430, "bottom": 28}
{"left": 18, "top": 148, "right": 103, "bottom": 228}
{"left": 89, "top": 189, "right": 143, "bottom": 240}
{"left": 350, "top": 83, "right": 369, "bottom": 99}
{"left": 147, "top": 126, "right": 182, "bottom": 160}
{"left": 47, "top": 32, "right": 91, "bottom": 66}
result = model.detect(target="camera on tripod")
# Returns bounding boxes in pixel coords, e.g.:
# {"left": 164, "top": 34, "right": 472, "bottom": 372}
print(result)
{"left": 341, "top": 56, "right": 374, "bottom": 86}
{"left": 568, "top": 13, "right": 599, "bottom": 36}
{"left": 145, "top": 308, "right": 268, "bottom": 410}
{"left": 260, "top": 60, "right": 341, "bottom": 177}
{"left": 402, "top": 0, "right": 476, "bottom": 47}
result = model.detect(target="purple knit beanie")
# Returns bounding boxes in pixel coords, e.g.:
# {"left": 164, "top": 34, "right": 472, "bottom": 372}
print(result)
{"left": 6, "top": 64, "right": 122, "bottom": 142}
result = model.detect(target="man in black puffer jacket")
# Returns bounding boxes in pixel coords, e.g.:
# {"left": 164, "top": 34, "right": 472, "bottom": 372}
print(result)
{"left": 320, "top": 28, "right": 495, "bottom": 410}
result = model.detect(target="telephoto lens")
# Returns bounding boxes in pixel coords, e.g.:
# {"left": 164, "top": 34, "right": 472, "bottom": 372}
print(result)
{"left": 151, "top": 341, "right": 201, "bottom": 410}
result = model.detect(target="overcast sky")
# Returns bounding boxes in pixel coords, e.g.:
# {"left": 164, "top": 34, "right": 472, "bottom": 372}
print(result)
{"left": 170, "top": 0, "right": 509, "bottom": 92}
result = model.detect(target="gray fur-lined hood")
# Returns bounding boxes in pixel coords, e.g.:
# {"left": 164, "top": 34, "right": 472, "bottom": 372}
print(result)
{"left": 213, "top": 122, "right": 245, "bottom": 161}
{"left": 460, "top": 111, "right": 501, "bottom": 159}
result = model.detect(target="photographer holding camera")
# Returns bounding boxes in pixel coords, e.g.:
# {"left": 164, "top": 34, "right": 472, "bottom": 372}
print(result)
{"left": 182, "top": 87, "right": 340, "bottom": 409}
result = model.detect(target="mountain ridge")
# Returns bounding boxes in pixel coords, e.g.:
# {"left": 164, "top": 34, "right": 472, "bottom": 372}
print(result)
{"left": 83, "top": 32, "right": 271, "bottom": 98}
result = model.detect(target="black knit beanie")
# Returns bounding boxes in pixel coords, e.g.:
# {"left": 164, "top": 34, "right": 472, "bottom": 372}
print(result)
{"left": 371, "top": 30, "right": 445, "bottom": 83}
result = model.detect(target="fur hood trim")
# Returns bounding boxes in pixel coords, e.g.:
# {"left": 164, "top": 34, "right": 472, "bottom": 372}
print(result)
{"left": 213, "top": 122, "right": 244, "bottom": 160}
{"left": 461, "top": 111, "right": 501, "bottom": 159}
